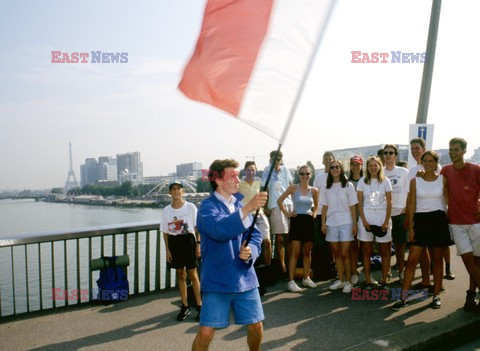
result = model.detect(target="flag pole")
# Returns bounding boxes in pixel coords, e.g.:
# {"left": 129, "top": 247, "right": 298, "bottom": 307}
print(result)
{"left": 245, "top": 0, "right": 336, "bottom": 246}
{"left": 245, "top": 143, "right": 282, "bottom": 246}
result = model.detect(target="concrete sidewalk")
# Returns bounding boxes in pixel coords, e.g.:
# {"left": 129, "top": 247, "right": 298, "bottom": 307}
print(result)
{"left": 1, "top": 253, "right": 480, "bottom": 350}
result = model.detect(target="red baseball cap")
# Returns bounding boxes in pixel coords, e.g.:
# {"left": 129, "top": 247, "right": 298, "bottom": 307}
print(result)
{"left": 350, "top": 155, "right": 363, "bottom": 165}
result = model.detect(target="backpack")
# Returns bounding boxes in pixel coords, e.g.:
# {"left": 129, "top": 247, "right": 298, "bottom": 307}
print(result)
{"left": 96, "top": 256, "right": 129, "bottom": 303}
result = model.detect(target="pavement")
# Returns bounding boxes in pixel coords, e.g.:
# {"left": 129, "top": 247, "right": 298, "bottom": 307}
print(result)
{"left": 1, "top": 252, "right": 480, "bottom": 351}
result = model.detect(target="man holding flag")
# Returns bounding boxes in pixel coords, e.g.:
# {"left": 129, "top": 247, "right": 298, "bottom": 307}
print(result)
{"left": 180, "top": 0, "right": 336, "bottom": 348}
{"left": 192, "top": 159, "right": 267, "bottom": 350}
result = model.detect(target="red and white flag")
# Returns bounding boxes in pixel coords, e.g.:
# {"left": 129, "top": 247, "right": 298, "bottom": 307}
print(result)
{"left": 179, "top": 0, "right": 335, "bottom": 143}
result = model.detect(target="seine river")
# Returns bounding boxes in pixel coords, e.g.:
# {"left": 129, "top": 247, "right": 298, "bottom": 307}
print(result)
{"left": 0, "top": 199, "right": 166, "bottom": 316}
{"left": 0, "top": 198, "right": 163, "bottom": 238}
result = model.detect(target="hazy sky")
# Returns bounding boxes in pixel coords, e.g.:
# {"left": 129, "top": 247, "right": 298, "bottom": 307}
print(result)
{"left": 1, "top": 0, "right": 479, "bottom": 190}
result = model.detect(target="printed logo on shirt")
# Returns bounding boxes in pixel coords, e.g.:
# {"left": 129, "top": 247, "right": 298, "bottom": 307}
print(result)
{"left": 168, "top": 216, "right": 190, "bottom": 234}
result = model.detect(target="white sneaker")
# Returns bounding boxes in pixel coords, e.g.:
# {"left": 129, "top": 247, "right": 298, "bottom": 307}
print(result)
{"left": 342, "top": 282, "right": 353, "bottom": 293}
{"left": 329, "top": 279, "right": 345, "bottom": 290}
{"left": 351, "top": 275, "right": 359, "bottom": 286}
{"left": 302, "top": 277, "right": 317, "bottom": 288}
{"left": 288, "top": 280, "right": 302, "bottom": 293}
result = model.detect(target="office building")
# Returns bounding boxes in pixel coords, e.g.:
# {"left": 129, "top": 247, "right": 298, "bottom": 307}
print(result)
{"left": 176, "top": 162, "right": 202, "bottom": 177}
{"left": 117, "top": 152, "right": 143, "bottom": 184}
{"left": 80, "top": 157, "right": 117, "bottom": 186}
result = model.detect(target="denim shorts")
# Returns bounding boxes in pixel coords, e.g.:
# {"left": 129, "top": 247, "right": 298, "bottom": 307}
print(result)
{"left": 200, "top": 289, "right": 264, "bottom": 328}
{"left": 326, "top": 224, "right": 354, "bottom": 242}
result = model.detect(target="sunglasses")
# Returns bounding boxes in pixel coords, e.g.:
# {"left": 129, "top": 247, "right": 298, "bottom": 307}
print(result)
{"left": 330, "top": 165, "right": 341, "bottom": 170}
{"left": 383, "top": 151, "right": 395, "bottom": 155}
{"left": 299, "top": 172, "right": 311, "bottom": 176}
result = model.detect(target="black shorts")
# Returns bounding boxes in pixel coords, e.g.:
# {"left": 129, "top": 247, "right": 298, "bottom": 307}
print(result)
{"left": 412, "top": 210, "right": 453, "bottom": 247}
{"left": 167, "top": 234, "right": 198, "bottom": 270}
{"left": 392, "top": 213, "right": 407, "bottom": 243}
{"left": 289, "top": 214, "right": 314, "bottom": 243}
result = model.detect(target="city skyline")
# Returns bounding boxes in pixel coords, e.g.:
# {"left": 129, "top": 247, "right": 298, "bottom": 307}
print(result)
{"left": 1, "top": 1, "right": 479, "bottom": 189}
{"left": 5, "top": 142, "right": 478, "bottom": 192}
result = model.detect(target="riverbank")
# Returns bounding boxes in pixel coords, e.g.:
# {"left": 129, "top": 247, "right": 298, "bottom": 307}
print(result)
{"left": 43, "top": 193, "right": 210, "bottom": 208}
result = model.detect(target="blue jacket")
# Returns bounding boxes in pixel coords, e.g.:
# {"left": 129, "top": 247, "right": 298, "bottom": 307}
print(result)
{"left": 197, "top": 192, "right": 261, "bottom": 293}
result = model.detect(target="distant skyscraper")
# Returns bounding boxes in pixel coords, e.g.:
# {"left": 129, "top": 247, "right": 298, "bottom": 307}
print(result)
{"left": 472, "top": 147, "right": 480, "bottom": 164}
{"left": 176, "top": 162, "right": 202, "bottom": 177}
{"left": 434, "top": 149, "right": 451, "bottom": 166}
{"left": 64, "top": 142, "right": 79, "bottom": 194}
{"left": 117, "top": 152, "right": 143, "bottom": 184}
{"left": 80, "top": 156, "right": 117, "bottom": 186}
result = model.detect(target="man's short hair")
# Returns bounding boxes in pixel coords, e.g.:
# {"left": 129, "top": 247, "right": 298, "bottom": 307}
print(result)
{"left": 269, "top": 150, "right": 283, "bottom": 162}
{"left": 449, "top": 137, "right": 467, "bottom": 150}
{"left": 410, "top": 137, "right": 426, "bottom": 149}
{"left": 383, "top": 144, "right": 398, "bottom": 155}
{"left": 208, "top": 159, "right": 239, "bottom": 191}
{"left": 323, "top": 151, "right": 335, "bottom": 160}
{"left": 244, "top": 161, "right": 256, "bottom": 170}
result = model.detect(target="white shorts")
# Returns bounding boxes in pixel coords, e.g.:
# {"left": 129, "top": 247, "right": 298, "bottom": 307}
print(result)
{"left": 358, "top": 209, "right": 392, "bottom": 243}
{"left": 326, "top": 224, "right": 354, "bottom": 242}
{"left": 269, "top": 205, "right": 292, "bottom": 234}
{"left": 256, "top": 212, "right": 271, "bottom": 241}
{"left": 450, "top": 224, "right": 480, "bottom": 256}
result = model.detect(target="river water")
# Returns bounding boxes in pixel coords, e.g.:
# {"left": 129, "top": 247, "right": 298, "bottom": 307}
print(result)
{"left": 0, "top": 199, "right": 167, "bottom": 316}
{"left": 0, "top": 198, "right": 163, "bottom": 238}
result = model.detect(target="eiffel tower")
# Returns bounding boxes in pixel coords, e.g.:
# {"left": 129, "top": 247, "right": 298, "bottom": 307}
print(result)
{"left": 64, "top": 142, "right": 79, "bottom": 194}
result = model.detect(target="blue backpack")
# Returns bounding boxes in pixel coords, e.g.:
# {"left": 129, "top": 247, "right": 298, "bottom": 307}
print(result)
{"left": 96, "top": 256, "right": 129, "bottom": 303}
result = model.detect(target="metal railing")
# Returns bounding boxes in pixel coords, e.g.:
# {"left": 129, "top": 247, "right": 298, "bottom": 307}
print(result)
{"left": 0, "top": 221, "right": 172, "bottom": 317}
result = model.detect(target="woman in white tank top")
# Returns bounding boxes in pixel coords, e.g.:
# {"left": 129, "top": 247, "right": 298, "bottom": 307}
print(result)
{"left": 392, "top": 151, "right": 451, "bottom": 311}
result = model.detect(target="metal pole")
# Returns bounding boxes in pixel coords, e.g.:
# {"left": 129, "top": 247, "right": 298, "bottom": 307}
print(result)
{"left": 245, "top": 144, "right": 282, "bottom": 245}
{"left": 416, "top": 0, "right": 442, "bottom": 124}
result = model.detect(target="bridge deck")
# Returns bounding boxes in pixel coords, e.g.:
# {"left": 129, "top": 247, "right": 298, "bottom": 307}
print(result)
{"left": 1, "top": 253, "right": 480, "bottom": 350}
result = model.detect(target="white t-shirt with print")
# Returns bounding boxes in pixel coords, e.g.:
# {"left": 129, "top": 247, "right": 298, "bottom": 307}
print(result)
{"left": 320, "top": 182, "right": 358, "bottom": 226}
{"left": 357, "top": 177, "right": 393, "bottom": 210}
{"left": 384, "top": 166, "right": 409, "bottom": 216}
{"left": 160, "top": 202, "right": 197, "bottom": 236}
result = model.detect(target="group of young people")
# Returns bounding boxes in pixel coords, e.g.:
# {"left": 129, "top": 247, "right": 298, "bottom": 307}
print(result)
{"left": 160, "top": 137, "right": 479, "bottom": 351}
{"left": 261, "top": 138, "right": 479, "bottom": 314}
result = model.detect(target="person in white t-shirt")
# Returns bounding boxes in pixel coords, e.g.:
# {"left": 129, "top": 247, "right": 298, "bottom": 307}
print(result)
{"left": 313, "top": 152, "right": 336, "bottom": 278}
{"left": 262, "top": 150, "right": 293, "bottom": 279}
{"left": 348, "top": 155, "right": 364, "bottom": 285}
{"left": 383, "top": 144, "right": 409, "bottom": 283}
{"left": 161, "top": 181, "right": 202, "bottom": 322}
{"left": 357, "top": 156, "right": 393, "bottom": 290}
{"left": 313, "top": 152, "right": 335, "bottom": 218}
{"left": 320, "top": 160, "right": 358, "bottom": 293}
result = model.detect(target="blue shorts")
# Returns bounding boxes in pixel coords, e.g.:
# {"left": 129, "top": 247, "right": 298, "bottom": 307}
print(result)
{"left": 326, "top": 224, "right": 354, "bottom": 242}
{"left": 200, "top": 289, "right": 264, "bottom": 328}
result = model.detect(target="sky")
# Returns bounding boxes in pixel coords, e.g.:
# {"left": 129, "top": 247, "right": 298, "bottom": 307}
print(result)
{"left": 1, "top": 0, "right": 479, "bottom": 190}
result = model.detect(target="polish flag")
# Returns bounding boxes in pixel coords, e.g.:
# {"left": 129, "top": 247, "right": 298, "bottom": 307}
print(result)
{"left": 179, "top": 0, "right": 335, "bottom": 143}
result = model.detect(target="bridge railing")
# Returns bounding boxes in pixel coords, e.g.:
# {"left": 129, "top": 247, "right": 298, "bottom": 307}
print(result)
{"left": 0, "top": 221, "right": 172, "bottom": 317}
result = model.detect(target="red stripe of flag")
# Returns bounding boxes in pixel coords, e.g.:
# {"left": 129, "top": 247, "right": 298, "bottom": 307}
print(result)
{"left": 178, "top": 0, "right": 274, "bottom": 116}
